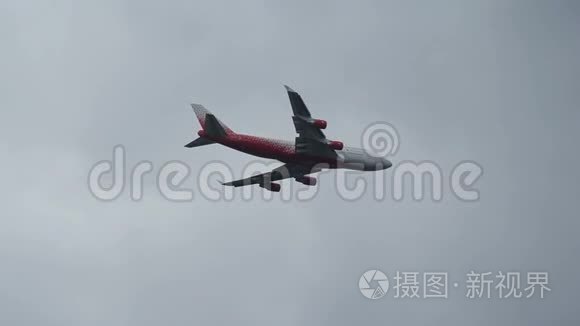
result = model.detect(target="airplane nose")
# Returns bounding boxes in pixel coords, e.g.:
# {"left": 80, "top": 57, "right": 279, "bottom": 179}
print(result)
{"left": 366, "top": 158, "right": 392, "bottom": 171}
{"left": 382, "top": 159, "right": 392, "bottom": 169}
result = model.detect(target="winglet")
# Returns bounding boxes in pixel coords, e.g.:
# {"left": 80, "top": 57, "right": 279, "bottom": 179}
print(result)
{"left": 284, "top": 85, "right": 295, "bottom": 93}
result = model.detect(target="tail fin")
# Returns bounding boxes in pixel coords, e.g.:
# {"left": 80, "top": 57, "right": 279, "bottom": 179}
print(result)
{"left": 191, "top": 104, "right": 233, "bottom": 137}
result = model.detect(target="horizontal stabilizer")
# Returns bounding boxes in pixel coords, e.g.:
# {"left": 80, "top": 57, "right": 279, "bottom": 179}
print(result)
{"left": 184, "top": 137, "right": 215, "bottom": 148}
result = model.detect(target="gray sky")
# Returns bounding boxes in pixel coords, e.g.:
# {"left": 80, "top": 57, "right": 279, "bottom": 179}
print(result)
{"left": 1, "top": 0, "right": 579, "bottom": 325}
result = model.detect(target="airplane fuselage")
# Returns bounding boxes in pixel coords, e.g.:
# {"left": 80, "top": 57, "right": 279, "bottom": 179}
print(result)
{"left": 199, "top": 130, "right": 392, "bottom": 171}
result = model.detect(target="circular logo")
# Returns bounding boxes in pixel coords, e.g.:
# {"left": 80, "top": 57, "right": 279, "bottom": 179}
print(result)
{"left": 361, "top": 122, "right": 400, "bottom": 158}
{"left": 359, "top": 269, "right": 389, "bottom": 299}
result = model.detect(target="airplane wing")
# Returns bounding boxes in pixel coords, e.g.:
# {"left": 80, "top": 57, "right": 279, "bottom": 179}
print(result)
{"left": 221, "top": 163, "right": 311, "bottom": 191}
{"left": 284, "top": 85, "right": 339, "bottom": 159}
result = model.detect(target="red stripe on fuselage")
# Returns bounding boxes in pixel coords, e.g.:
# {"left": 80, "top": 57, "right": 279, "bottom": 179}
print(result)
{"left": 217, "top": 134, "right": 295, "bottom": 160}
{"left": 202, "top": 132, "right": 337, "bottom": 166}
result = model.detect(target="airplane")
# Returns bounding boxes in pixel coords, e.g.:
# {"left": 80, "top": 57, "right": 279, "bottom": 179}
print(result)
{"left": 185, "top": 85, "right": 392, "bottom": 192}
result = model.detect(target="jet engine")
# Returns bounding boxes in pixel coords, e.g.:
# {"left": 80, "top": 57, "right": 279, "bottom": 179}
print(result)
{"left": 295, "top": 176, "right": 317, "bottom": 186}
{"left": 310, "top": 119, "right": 327, "bottom": 129}
{"left": 328, "top": 140, "right": 344, "bottom": 150}
{"left": 259, "top": 182, "right": 281, "bottom": 192}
